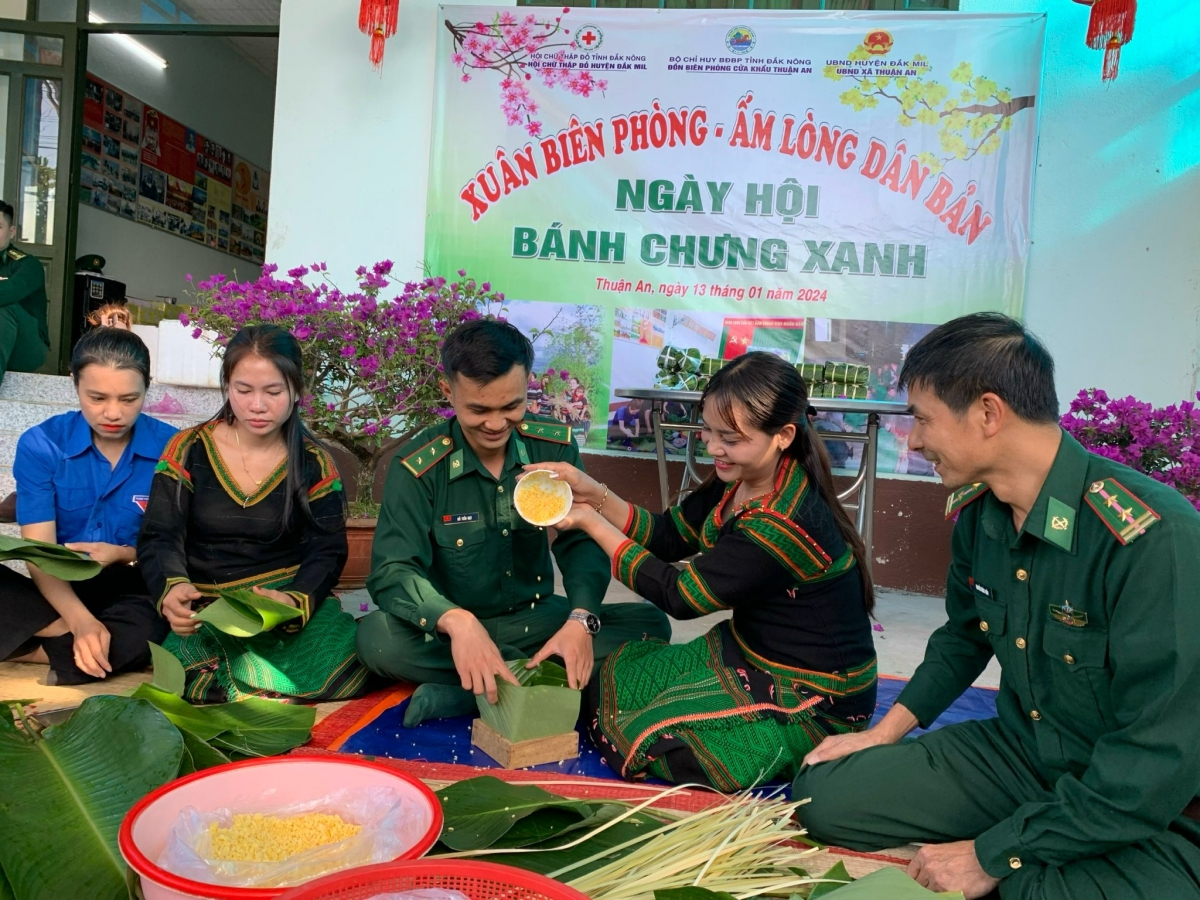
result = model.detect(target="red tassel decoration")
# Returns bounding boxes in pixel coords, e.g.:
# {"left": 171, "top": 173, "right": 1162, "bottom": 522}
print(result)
{"left": 359, "top": 0, "right": 400, "bottom": 69}
{"left": 1084, "top": 0, "right": 1136, "bottom": 82}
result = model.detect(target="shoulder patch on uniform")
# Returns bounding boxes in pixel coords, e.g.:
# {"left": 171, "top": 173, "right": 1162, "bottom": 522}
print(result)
{"left": 945, "top": 482, "right": 989, "bottom": 520}
{"left": 401, "top": 435, "right": 454, "bottom": 477}
{"left": 1084, "top": 477, "right": 1160, "bottom": 545}
{"left": 519, "top": 418, "right": 572, "bottom": 445}
{"left": 7, "top": 247, "right": 26, "bottom": 261}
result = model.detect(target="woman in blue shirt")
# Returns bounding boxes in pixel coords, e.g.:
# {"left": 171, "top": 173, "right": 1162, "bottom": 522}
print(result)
{"left": 0, "top": 328, "right": 176, "bottom": 684}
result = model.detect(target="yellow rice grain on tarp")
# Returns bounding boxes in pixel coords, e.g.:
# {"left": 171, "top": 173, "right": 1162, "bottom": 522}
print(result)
{"left": 516, "top": 481, "right": 569, "bottom": 524}
{"left": 208, "top": 813, "right": 362, "bottom": 862}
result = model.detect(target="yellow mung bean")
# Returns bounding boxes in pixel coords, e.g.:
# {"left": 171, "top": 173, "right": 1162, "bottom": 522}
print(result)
{"left": 208, "top": 813, "right": 361, "bottom": 863}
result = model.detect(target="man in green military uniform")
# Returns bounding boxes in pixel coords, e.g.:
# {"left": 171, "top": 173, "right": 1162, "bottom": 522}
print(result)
{"left": 0, "top": 200, "right": 49, "bottom": 384}
{"left": 357, "top": 318, "right": 671, "bottom": 726}
{"left": 795, "top": 313, "right": 1200, "bottom": 899}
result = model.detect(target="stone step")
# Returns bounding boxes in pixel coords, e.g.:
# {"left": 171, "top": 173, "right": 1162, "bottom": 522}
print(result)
{"left": 0, "top": 372, "right": 222, "bottom": 418}
{"left": 0, "top": 403, "right": 207, "bottom": 456}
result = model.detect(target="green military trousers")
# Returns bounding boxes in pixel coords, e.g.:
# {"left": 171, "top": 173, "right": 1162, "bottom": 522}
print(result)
{"left": 0, "top": 303, "right": 47, "bottom": 384}
{"left": 355, "top": 596, "right": 672, "bottom": 685}
{"left": 793, "top": 717, "right": 1200, "bottom": 900}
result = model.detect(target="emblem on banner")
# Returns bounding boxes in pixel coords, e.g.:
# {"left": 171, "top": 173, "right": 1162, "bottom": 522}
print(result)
{"left": 726, "top": 26, "right": 755, "bottom": 55}
{"left": 864, "top": 30, "right": 894, "bottom": 55}
{"left": 576, "top": 25, "right": 603, "bottom": 53}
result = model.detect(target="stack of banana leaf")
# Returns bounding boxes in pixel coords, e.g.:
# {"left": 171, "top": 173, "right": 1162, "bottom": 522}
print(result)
{"left": 654, "top": 346, "right": 724, "bottom": 392}
{"left": 796, "top": 361, "right": 871, "bottom": 401}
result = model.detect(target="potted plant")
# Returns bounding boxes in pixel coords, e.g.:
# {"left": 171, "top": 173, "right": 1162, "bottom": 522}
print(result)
{"left": 185, "top": 261, "right": 504, "bottom": 586}
{"left": 1062, "top": 388, "right": 1200, "bottom": 510}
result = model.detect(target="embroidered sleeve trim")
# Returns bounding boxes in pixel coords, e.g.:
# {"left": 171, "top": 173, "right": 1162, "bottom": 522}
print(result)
{"left": 676, "top": 563, "right": 728, "bottom": 615}
{"left": 282, "top": 591, "right": 311, "bottom": 629}
{"left": 155, "top": 428, "right": 200, "bottom": 489}
{"left": 305, "top": 443, "right": 343, "bottom": 501}
{"left": 613, "top": 539, "right": 650, "bottom": 592}
{"left": 668, "top": 506, "right": 701, "bottom": 550}
{"left": 626, "top": 505, "right": 655, "bottom": 546}
{"left": 737, "top": 510, "right": 833, "bottom": 581}
{"left": 157, "top": 575, "right": 191, "bottom": 613}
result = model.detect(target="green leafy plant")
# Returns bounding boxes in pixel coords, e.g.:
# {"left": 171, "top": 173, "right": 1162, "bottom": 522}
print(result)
{"left": 0, "top": 696, "right": 184, "bottom": 900}
{"left": 193, "top": 588, "right": 303, "bottom": 637}
{"left": 476, "top": 659, "right": 581, "bottom": 743}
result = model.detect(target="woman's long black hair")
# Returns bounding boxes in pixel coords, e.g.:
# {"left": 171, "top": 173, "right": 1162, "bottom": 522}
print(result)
{"left": 702, "top": 352, "right": 875, "bottom": 614}
{"left": 212, "top": 324, "right": 337, "bottom": 530}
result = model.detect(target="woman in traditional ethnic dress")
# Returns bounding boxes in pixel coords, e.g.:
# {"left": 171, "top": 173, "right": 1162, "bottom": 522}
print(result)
{"left": 137, "top": 324, "right": 368, "bottom": 703}
{"left": 1, "top": 328, "right": 172, "bottom": 684}
{"left": 532, "top": 352, "right": 877, "bottom": 790}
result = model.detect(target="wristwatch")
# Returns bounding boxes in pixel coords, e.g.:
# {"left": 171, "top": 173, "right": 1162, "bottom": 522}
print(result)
{"left": 568, "top": 610, "right": 601, "bottom": 634}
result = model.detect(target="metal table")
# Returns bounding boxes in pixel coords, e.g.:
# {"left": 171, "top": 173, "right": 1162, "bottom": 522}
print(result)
{"left": 615, "top": 388, "right": 909, "bottom": 570}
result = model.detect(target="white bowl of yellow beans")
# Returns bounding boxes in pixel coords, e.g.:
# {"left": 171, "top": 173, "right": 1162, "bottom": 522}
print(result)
{"left": 514, "top": 470, "right": 573, "bottom": 527}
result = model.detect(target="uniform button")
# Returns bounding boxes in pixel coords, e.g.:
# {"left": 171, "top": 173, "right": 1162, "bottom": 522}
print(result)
{"left": 979, "top": 621, "right": 989, "bottom": 633}
{"left": 537, "top": 576, "right": 542, "bottom": 582}
{"left": 534, "top": 593, "right": 540, "bottom": 600}
{"left": 1015, "top": 637, "right": 1026, "bottom": 649}
{"left": 1030, "top": 710, "right": 1041, "bottom": 721}
{"left": 501, "top": 529, "right": 509, "bottom": 537}
{"left": 1009, "top": 857, "right": 1022, "bottom": 870}
{"left": 419, "top": 618, "right": 427, "bottom": 627}
{"left": 456, "top": 538, "right": 463, "bottom": 547}
{"left": 1016, "top": 568, "right": 1028, "bottom": 581}
{"left": 1063, "top": 654, "right": 1075, "bottom": 665}
{"left": 497, "top": 485, "right": 505, "bottom": 493}
{"left": 505, "top": 571, "right": 512, "bottom": 577}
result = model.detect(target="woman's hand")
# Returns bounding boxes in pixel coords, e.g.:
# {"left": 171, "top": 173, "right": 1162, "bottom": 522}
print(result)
{"left": 252, "top": 585, "right": 296, "bottom": 607}
{"left": 63, "top": 542, "right": 134, "bottom": 568}
{"left": 521, "top": 461, "right": 604, "bottom": 507}
{"left": 68, "top": 613, "right": 112, "bottom": 678}
{"left": 553, "top": 501, "right": 601, "bottom": 533}
{"left": 162, "top": 582, "right": 203, "bottom": 635}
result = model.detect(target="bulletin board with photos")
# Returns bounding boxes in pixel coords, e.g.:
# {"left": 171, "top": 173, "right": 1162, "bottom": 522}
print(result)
{"left": 79, "top": 75, "right": 270, "bottom": 264}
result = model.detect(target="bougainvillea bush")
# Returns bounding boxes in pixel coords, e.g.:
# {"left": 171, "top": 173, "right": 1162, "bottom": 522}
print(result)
{"left": 1062, "top": 388, "right": 1200, "bottom": 511}
{"left": 186, "top": 262, "right": 503, "bottom": 516}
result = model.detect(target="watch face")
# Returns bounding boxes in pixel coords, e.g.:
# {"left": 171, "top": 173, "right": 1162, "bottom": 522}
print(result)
{"left": 585, "top": 614, "right": 601, "bottom": 634}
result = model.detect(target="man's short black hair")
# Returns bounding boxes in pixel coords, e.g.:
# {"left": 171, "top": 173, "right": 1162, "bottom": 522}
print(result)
{"left": 899, "top": 312, "right": 1059, "bottom": 424}
{"left": 0, "top": 200, "right": 14, "bottom": 228}
{"left": 441, "top": 318, "right": 534, "bottom": 384}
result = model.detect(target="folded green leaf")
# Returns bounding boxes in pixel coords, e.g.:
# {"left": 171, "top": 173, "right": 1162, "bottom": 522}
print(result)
{"left": 0, "top": 536, "right": 102, "bottom": 581}
{"left": 178, "top": 729, "right": 230, "bottom": 775}
{"left": 477, "top": 659, "right": 580, "bottom": 743}
{"left": 148, "top": 643, "right": 186, "bottom": 698}
{"left": 0, "top": 866, "right": 15, "bottom": 900}
{"left": 0, "top": 696, "right": 183, "bottom": 900}
{"left": 437, "top": 776, "right": 595, "bottom": 851}
{"left": 194, "top": 588, "right": 302, "bottom": 637}
{"left": 130, "top": 683, "right": 227, "bottom": 741}
{"left": 808, "top": 861, "right": 854, "bottom": 899}
{"left": 818, "top": 867, "right": 963, "bottom": 899}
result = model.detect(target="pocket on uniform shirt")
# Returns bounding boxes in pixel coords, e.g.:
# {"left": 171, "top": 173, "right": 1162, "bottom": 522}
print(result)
{"left": 57, "top": 487, "right": 95, "bottom": 511}
{"left": 1042, "top": 622, "right": 1112, "bottom": 729}
{"left": 432, "top": 522, "right": 488, "bottom": 594}
{"left": 974, "top": 594, "right": 1008, "bottom": 637}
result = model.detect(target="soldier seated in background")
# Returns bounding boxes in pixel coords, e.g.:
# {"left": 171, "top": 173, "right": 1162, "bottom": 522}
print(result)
{"left": 356, "top": 318, "right": 671, "bottom": 726}
{"left": 794, "top": 313, "right": 1200, "bottom": 900}
{"left": 0, "top": 199, "right": 49, "bottom": 386}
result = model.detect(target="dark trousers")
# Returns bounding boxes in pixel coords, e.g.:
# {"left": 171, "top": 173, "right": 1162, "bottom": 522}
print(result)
{"left": 355, "top": 597, "right": 671, "bottom": 684}
{"left": 793, "top": 716, "right": 1200, "bottom": 900}
{"left": 0, "top": 303, "right": 48, "bottom": 383}
{"left": 0, "top": 564, "right": 167, "bottom": 685}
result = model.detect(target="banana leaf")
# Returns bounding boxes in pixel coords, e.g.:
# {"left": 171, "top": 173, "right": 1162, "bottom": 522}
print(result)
{"left": 476, "top": 660, "right": 580, "bottom": 743}
{"left": 808, "top": 861, "right": 853, "bottom": 898}
{"left": 178, "top": 728, "right": 230, "bottom": 776}
{"left": 0, "top": 868, "right": 14, "bottom": 900}
{"left": 193, "top": 588, "right": 302, "bottom": 637}
{"left": 817, "top": 867, "right": 964, "bottom": 899}
{"left": 0, "top": 535, "right": 102, "bottom": 581}
{"left": 148, "top": 643, "right": 186, "bottom": 697}
{"left": 0, "top": 696, "right": 183, "bottom": 900}
{"left": 436, "top": 776, "right": 596, "bottom": 851}
{"left": 656, "top": 889, "right": 737, "bottom": 900}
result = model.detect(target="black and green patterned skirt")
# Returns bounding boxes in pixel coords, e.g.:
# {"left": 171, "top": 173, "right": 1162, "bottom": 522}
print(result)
{"left": 164, "top": 597, "right": 369, "bottom": 703}
{"left": 587, "top": 621, "right": 876, "bottom": 791}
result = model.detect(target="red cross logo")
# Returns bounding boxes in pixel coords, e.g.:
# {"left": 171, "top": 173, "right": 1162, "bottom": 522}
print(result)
{"left": 581, "top": 30, "right": 598, "bottom": 47}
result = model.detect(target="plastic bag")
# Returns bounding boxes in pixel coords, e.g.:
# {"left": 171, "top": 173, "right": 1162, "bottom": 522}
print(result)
{"left": 156, "top": 786, "right": 431, "bottom": 888}
{"left": 370, "top": 892, "right": 472, "bottom": 900}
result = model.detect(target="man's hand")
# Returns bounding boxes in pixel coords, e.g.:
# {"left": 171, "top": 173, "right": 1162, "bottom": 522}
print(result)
{"left": 439, "top": 608, "right": 520, "bottom": 704}
{"left": 64, "top": 542, "right": 133, "bottom": 568}
{"left": 802, "top": 703, "right": 918, "bottom": 766}
{"left": 162, "top": 582, "right": 203, "bottom": 635}
{"left": 69, "top": 613, "right": 112, "bottom": 678}
{"left": 527, "top": 613, "right": 594, "bottom": 689}
{"left": 908, "top": 841, "right": 1000, "bottom": 899}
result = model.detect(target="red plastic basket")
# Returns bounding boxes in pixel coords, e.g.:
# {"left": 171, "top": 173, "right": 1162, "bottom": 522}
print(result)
{"left": 275, "top": 860, "right": 589, "bottom": 900}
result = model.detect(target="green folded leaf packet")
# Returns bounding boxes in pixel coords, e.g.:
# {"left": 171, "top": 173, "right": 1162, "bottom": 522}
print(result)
{"left": 193, "top": 588, "right": 302, "bottom": 637}
{"left": 0, "top": 535, "right": 102, "bottom": 581}
{"left": 476, "top": 659, "right": 581, "bottom": 743}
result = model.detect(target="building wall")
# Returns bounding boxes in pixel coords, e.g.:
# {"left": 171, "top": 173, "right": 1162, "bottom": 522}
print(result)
{"left": 78, "top": 34, "right": 276, "bottom": 303}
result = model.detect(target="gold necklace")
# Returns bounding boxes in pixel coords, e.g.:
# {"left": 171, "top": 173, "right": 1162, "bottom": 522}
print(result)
{"left": 233, "top": 423, "right": 281, "bottom": 489}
